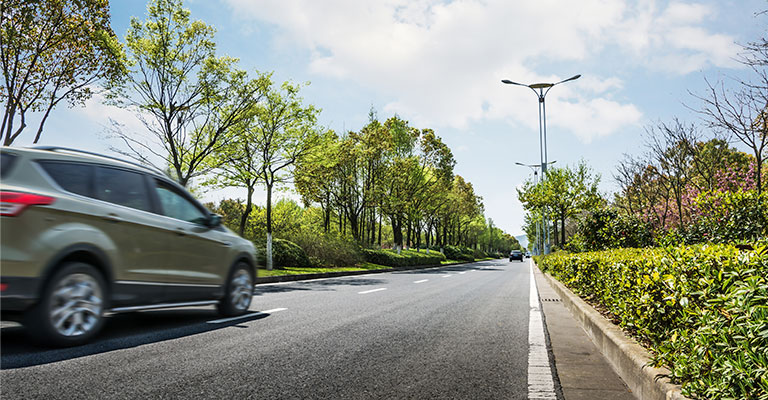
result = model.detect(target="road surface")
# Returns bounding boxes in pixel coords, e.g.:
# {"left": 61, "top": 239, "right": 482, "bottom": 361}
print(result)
{"left": 2, "top": 258, "right": 554, "bottom": 399}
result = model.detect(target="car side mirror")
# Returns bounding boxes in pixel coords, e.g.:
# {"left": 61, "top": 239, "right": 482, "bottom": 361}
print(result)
{"left": 207, "top": 214, "right": 222, "bottom": 228}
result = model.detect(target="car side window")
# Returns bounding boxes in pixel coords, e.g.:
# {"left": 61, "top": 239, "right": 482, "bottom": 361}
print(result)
{"left": 94, "top": 166, "right": 152, "bottom": 212}
{"left": 1, "top": 152, "right": 18, "bottom": 178}
{"left": 153, "top": 181, "right": 208, "bottom": 224}
{"left": 38, "top": 161, "right": 93, "bottom": 197}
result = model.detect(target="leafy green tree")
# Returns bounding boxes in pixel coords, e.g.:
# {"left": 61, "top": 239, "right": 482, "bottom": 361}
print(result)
{"left": 294, "top": 132, "right": 341, "bottom": 233}
{"left": 250, "top": 80, "right": 323, "bottom": 270}
{"left": 1, "top": 0, "right": 124, "bottom": 145}
{"left": 519, "top": 160, "right": 602, "bottom": 247}
{"left": 108, "top": 0, "right": 267, "bottom": 187}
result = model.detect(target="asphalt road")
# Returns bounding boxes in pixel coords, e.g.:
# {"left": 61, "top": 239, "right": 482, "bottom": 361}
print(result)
{"left": 1, "top": 258, "right": 539, "bottom": 399}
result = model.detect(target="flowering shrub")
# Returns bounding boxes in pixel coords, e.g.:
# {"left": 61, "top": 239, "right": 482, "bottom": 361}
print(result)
{"left": 682, "top": 190, "right": 768, "bottom": 244}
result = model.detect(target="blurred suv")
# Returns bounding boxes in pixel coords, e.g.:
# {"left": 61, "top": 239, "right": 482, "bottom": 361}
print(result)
{"left": 1, "top": 147, "right": 257, "bottom": 346}
{"left": 509, "top": 250, "right": 523, "bottom": 262}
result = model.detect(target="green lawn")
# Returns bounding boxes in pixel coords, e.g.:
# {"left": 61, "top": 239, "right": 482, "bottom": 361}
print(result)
{"left": 257, "top": 257, "right": 501, "bottom": 278}
{"left": 257, "top": 263, "right": 390, "bottom": 277}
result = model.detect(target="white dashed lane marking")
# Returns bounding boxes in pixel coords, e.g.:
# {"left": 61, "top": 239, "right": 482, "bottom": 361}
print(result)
{"left": 358, "top": 288, "right": 388, "bottom": 294}
{"left": 207, "top": 308, "right": 287, "bottom": 324}
{"left": 414, "top": 279, "right": 429, "bottom": 284}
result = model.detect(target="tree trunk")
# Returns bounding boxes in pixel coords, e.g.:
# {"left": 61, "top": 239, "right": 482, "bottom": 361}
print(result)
{"left": 391, "top": 215, "right": 403, "bottom": 250}
{"left": 239, "top": 184, "right": 254, "bottom": 237}
{"left": 378, "top": 212, "right": 383, "bottom": 248}
{"left": 266, "top": 182, "right": 274, "bottom": 270}
{"left": 561, "top": 210, "right": 566, "bottom": 246}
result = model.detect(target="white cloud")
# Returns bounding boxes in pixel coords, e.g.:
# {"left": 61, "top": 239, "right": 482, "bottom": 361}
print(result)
{"left": 225, "top": 0, "right": 740, "bottom": 140}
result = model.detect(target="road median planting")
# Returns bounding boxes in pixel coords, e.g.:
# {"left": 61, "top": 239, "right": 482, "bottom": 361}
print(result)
{"left": 538, "top": 244, "right": 768, "bottom": 399}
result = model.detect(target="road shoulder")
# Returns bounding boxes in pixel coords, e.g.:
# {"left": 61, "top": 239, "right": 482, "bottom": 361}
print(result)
{"left": 532, "top": 263, "right": 636, "bottom": 400}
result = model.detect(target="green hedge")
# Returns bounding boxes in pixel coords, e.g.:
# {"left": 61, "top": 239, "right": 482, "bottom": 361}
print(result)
{"left": 538, "top": 244, "right": 768, "bottom": 399}
{"left": 361, "top": 248, "right": 446, "bottom": 267}
{"left": 255, "top": 238, "right": 311, "bottom": 268}
{"left": 442, "top": 245, "right": 474, "bottom": 261}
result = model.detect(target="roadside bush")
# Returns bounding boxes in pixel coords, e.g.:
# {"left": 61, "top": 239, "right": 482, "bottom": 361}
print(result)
{"left": 443, "top": 245, "right": 474, "bottom": 261}
{"left": 254, "top": 238, "right": 311, "bottom": 268}
{"left": 682, "top": 190, "right": 768, "bottom": 245}
{"left": 361, "top": 248, "right": 446, "bottom": 267}
{"left": 539, "top": 244, "right": 768, "bottom": 399}
{"left": 568, "top": 207, "right": 654, "bottom": 252}
{"left": 290, "top": 232, "right": 363, "bottom": 267}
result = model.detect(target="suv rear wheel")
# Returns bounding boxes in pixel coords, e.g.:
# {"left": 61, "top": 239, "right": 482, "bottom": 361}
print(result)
{"left": 25, "top": 262, "right": 107, "bottom": 347}
{"left": 217, "top": 262, "right": 253, "bottom": 317}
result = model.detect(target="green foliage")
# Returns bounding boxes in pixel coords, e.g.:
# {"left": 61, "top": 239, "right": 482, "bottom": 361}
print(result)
{"left": 290, "top": 232, "right": 363, "bottom": 268}
{"left": 567, "top": 207, "right": 654, "bottom": 252}
{"left": 539, "top": 244, "right": 768, "bottom": 399}
{"left": 442, "top": 245, "right": 474, "bottom": 261}
{"left": 361, "top": 249, "right": 446, "bottom": 267}
{"left": 682, "top": 190, "right": 768, "bottom": 244}
{"left": 254, "top": 238, "right": 310, "bottom": 268}
{"left": 518, "top": 160, "right": 603, "bottom": 247}
{"left": 2, "top": 0, "right": 125, "bottom": 145}
{"left": 109, "top": 0, "right": 268, "bottom": 187}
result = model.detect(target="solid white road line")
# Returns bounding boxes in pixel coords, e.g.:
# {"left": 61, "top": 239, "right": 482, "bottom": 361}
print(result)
{"left": 207, "top": 308, "right": 288, "bottom": 324}
{"left": 358, "top": 288, "right": 387, "bottom": 294}
{"left": 527, "top": 260, "right": 557, "bottom": 399}
{"left": 414, "top": 279, "right": 429, "bottom": 284}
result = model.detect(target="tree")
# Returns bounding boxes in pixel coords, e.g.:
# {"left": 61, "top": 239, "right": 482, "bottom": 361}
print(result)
{"left": 294, "top": 132, "right": 341, "bottom": 234}
{"left": 693, "top": 31, "right": 768, "bottom": 195}
{"left": 1, "top": 0, "right": 124, "bottom": 145}
{"left": 107, "top": 0, "right": 267, "bottom": 187}
{"left": 251, "top": 80, "right": 323, "bottom": 270}
{"left": 518, "top": 160, "right": 601, "bottom": 247}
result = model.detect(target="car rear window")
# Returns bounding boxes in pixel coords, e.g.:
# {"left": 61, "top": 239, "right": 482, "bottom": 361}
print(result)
{"left": 0, "top": 152, "right": 17, "bottom": 178}
{"left": 39, "top": 161, "right": 93, "bottom": 197}
{"left": 94, "top": 166, "right": 152, "bottom": 212}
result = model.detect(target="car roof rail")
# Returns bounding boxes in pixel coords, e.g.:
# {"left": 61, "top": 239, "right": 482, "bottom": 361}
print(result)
{"left": 33, "top": 146, "right": 169, "bottom": 177}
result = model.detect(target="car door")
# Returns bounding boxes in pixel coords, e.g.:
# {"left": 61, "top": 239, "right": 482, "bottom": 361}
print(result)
{"left": 91, "top": 165, "right": 176, "bottom": 306}
{"left": 150, "top": 178, "right": 231, "bottom": 302}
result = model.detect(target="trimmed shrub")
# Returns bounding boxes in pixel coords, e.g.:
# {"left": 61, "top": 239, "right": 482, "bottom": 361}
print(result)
{"left": 539, "top": 244, "right": 768, "bottom": 399}
{"left": 254, "top": 238, "right": 311, "bottom": 268}
{"left": 290, "top": 232, "right": 363, "bottom": 267}
{"left": 443, "top": 245, "right": 474, "bottom": 261}
{"left": 361, "top": 249, "right": 446, "bottom": 267}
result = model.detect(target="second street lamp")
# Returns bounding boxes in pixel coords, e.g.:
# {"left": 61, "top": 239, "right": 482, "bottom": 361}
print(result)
{"left": 503, "top": 74, "right": 580, "bottom": 254}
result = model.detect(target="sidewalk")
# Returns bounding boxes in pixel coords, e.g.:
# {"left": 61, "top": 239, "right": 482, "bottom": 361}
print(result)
{"left": 532, "top": 265, "right": 636, "bottom": 400}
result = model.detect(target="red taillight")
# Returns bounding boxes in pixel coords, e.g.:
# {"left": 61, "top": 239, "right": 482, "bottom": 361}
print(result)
{"left": 0, "top": 283, "right": 7, "bottom": 291}
{"left": 0, "top": 191, "right": 56, "bottom": 217}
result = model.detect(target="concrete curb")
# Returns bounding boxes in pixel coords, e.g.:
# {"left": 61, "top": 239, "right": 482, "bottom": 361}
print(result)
{"left": 537, "top": 266, "right": 690, "bottom": 400}
{"left": 254, "top": 260, "right": 479, "bottom": 284}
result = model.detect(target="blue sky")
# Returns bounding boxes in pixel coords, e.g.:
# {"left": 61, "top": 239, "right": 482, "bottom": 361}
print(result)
{"left": 17, "top": 0, "right": 767, "bottom": 236}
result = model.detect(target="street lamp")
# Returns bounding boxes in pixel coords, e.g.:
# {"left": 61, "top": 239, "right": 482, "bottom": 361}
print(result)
{"left": 503, "top": 74, "right": 580, "bottom": 254}
{"left": 515, "top": 161, "right": 556, "bottom": 256}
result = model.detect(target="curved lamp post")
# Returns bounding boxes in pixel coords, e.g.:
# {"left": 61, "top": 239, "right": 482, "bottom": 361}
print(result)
{"left": 503, "top": 74, "right": 580, "bottom": 254}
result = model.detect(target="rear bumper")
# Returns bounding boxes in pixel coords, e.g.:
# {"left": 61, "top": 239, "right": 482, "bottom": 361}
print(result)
{"left": 1, "top": 277, "right": 41, "bottom": 311}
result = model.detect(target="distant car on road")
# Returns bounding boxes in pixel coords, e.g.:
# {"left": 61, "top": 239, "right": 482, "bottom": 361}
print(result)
{"left": 525, "top": 252, "right": 531, "bottom": 258}
{"left": 1, "top": 147, "right": 257, "bottom": 346}
{"left": 509, "top": 250, "right": 523, "bottom": 262}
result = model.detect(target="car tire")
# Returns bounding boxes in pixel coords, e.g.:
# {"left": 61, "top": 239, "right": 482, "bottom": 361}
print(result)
{"left": 24, "top": 262, "right": 107, "bottom": 347}
{"left": 217, "top": 262, "right": 254, "bottom": 317}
